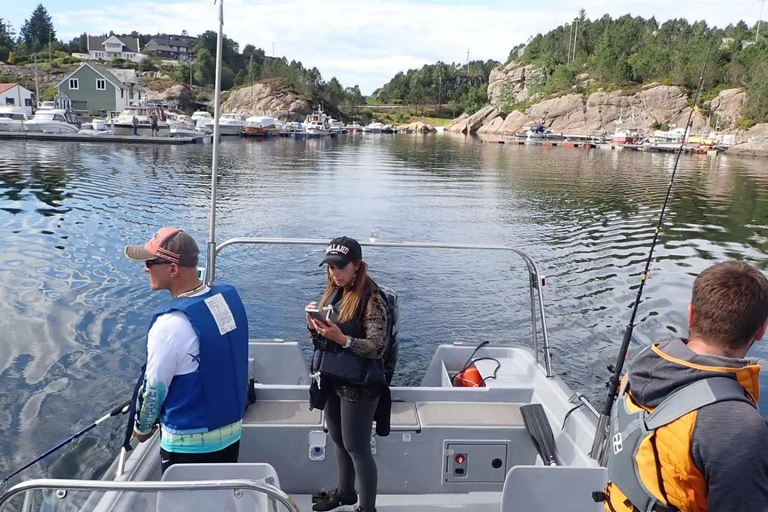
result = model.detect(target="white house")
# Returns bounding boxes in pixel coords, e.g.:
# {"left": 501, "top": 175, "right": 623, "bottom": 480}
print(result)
{"left": 87, "top": 35, "right": 147, "bottom": 63}
{"left": 0, "top": 83, "right": 35, "bottom": 114}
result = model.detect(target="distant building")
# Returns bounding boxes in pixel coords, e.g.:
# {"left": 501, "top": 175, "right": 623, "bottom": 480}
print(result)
{"left": 0, "top": 83, "right": 35, "bottom": 114}
{"left": 87, "top": 35, "right": 146, "bottom": 63}
{"left": 742, "top": 40, "right": 757, "bottom": 49}
{"left": 142, "top": 36, "right": 196, "bottom": 61}
{"left": 57, "top": 63, "right": 145, "bottom": 115}
{"left": 720, "top": 37, "right": 734, "bottom": 49}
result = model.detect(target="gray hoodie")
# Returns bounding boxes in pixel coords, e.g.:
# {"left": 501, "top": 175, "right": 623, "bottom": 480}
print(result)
{"left": 627, "top": 338, "right": 768, "bottom": 511}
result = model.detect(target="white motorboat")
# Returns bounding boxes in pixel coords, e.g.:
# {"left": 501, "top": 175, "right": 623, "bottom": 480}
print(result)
{"left": 218, "top": 113, "right": 247, "bottom": 136}
{"left": 525, "top": 125, "right": 565, "bottom": 140}
{"left": 304, "top": 109, "right": 330, "bottom": 135}
{"left": 281, "top": 121, "right": 303, "bottom": 134}
{"left": 167, "top": 113, "right": 200, "bottom": 138}
{"left": 243, "top": 115, "right": 281, "bottom": 137}
{"left": 0, "top": 106, "right": 30, "bottom": 132}
{"left": 112, "top": 106, "right": 170, "bottom": 137}
{"left": 345, "top": 121, "right": 363, "bottom": 132}
{"left": 77, "top": 118, "right": 114, "bottom": 136}
{"left": 191, "top": 111, "right": 214, "bottom": 132}
{"left": 24, "top": 109, "right": 81, "bottom": 134}
{"left": 364, "top": 122, "right": 385, "bottom": 133}
{"left": 328, "top": 118, "right": 343, "bottom": 135}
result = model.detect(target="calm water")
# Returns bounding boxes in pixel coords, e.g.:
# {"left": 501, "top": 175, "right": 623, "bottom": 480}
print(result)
{"left": 2, "top": 135, "right": 768, "bottom": 482}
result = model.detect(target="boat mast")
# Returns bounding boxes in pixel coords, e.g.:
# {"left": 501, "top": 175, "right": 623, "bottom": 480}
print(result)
{"left": 206, "top": 0, "right": 225, "bottom": 285}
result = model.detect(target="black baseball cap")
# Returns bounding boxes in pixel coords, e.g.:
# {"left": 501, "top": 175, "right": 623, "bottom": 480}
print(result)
{"left": 319, "top": 236, "right": 362, "bottom": 267}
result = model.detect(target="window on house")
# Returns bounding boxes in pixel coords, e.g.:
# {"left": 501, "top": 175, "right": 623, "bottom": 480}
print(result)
{"left": 121, "top": 89, "right": 124, "bottom": 98}
{"left": 5, "top": 98, "right": 14, "bottom": 105}
{"left": 69, "top": 79, "right": 79, "bottom": 90}
{"left": 96, "top": 79, "right": 106, "bottom": 90}
{"left": 25, "top": 98, "right": 32, "bottom": 106}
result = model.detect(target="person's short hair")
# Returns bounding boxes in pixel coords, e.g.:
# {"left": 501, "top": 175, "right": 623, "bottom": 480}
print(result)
{"left": 690, "top": 261, "right": 768, "bottom": 350}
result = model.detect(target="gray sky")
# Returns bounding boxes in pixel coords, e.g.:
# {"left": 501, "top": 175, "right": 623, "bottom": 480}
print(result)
{"left": 7, "top": 0, "right": 766, "bottom": 94}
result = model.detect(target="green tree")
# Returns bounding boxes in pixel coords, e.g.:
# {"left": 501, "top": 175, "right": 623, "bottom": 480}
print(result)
{"left": 194, "top": 47, "right": 215, "bottom": 85}
{"left": 0, "top": 18, "right": 14, "bottom": 62}
{"left": 20, "top": 4, "right": 55, "bottom": 50}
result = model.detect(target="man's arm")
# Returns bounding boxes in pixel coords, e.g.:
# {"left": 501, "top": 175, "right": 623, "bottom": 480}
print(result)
{"left": 134, "top": 315, "right": 182, "bottom": 439}
{"left": 692, "top": 401, "right": 768, "bottom": 511}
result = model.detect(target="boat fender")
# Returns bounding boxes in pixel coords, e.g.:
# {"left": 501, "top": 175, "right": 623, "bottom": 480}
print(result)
{"left": 453, "top": 364, "right": 484, "bottom": 387}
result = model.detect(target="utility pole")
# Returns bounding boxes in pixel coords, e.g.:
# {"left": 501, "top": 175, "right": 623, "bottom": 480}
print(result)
{"left": 572, "top": 18, "right": 580, "bottom": 62}
{"left": 49, "top": 31, "right": 52, "bottom": 67}
{"left": 189, "top": 57, "right": 193, "bottom": 87}
{"left": 567, "top": 22, "right": 573, "bottom": 64}
{"left": 758, "top": 0, "right": 766, "bottom": 40}
{"left": 272, "top": 42, "right": 275, "bottom": 57}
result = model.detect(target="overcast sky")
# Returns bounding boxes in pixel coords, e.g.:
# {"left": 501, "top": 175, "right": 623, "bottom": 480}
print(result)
{"left": 5, "top": 0, "right": 765, "bottom": 94}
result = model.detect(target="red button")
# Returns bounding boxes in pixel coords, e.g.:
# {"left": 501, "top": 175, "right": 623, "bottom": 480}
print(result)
{"left": 455, "top": 454, "right": 466, "bottom": 464}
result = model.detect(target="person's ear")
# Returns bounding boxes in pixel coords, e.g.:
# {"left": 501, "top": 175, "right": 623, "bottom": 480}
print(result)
{"left": 688, "top": 304, "right": 695, "bottom": 330}
{"left": 170, "top": 263, "right": 179, "bottom": 277}
{"left": 753, "top": 318, "right": 768, "bottom": 342}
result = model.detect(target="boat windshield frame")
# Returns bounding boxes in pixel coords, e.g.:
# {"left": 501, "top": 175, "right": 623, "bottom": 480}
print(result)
{"left": 0, "top": 478, "right": 300, "bottom": 512}
{"left": 211, "top": 237, "right": 554, "bottom": 378}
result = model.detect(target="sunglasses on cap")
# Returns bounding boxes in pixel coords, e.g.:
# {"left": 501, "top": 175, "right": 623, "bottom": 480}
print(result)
{"left": 145, "top": 258, "right": 173, "bottom": 268}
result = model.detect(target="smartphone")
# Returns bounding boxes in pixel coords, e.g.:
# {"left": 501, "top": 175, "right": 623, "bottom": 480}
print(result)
{"left": 305, "top": 306, "right": 331, "bottom": 323}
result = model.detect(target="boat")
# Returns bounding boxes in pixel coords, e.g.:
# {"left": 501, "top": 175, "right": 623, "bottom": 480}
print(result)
{"left": 382, "top": 124, "right": 396, "bottom": 134}
{"left": 0, "top": 4, "right": 609, "bottom": 511}
{"left": 166, "top": 113, "right": 200, "bottom": 138}
{"left": 525, "top": 125, "right": 565, "bottom": 140}
{"left": 77, "top": 118, "right": 114, "bottom": 136}
{"left": 243, "top": 116, "right": 281, "bottom": 137}
{"left": 612, "top": 129, "right": 642, "bottom": 145}
{"left": 345, "top": 121, "right": 364, "bottom": 133}
{"left": 191, "top": 110, "right": 214, "bottom": 132}
{"left": 218, "top": 113, "right": 248, "bottom": 136}
{"left": 364, "top": 122, "right": 384, "bottom": 133}
{"left": 281, "top": 121, "right": 303, "bottom": 136}
{"left": 328, "top": 118, "right": 344, "bottom": 135}
{"left": 112, "top": 105, "right": 170, "bottom": 137}
{"left": 304, "top": 109, "right": 330, "bottom": 136}
{"left": 0, "top": 106, "right": 30, "bottom": 132}
{"left": 24, "top": 108, "right": 81, "bottom": 134}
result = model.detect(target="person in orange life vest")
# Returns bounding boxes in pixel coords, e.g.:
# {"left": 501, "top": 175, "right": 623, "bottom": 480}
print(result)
{"left": 602, "top": 261, "right": 768, "bottom": 512}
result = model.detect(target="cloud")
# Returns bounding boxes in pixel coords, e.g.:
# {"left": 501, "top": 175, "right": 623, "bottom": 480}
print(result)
{"left": 51, "top": 0, "right": 764, "bottom": 94}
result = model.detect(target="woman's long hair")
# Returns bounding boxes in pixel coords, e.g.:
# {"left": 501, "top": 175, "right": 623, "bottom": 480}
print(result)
{"left": 320, "top": 261, "right": 370, "bottom": 323}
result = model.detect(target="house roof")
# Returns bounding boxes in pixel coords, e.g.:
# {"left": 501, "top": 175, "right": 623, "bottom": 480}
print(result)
{"left": 0, "top": 83, "right": 18, "bottom": 94}
{"left": 87, "top": 35, "right": 140, "bottom": 53}
{"left": 109, "top": 68, "right": 139, "bottom": 85}
{"left": 143, "top": 41, "right": 176, "bottom": 53}
{"left": 56, "top": 63, "right": 125, "bottom": 90}
{"left": 146, "top": 37, "right": 195, "bottom": 49}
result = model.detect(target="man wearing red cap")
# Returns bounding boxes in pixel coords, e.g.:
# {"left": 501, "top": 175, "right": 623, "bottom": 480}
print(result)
{"left": 125, "top": 227, "right": 249, "bottom": 473}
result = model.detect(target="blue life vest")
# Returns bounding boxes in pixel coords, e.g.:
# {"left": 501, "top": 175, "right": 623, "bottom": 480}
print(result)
{"left": 148, "top": 284, "right": 249, "bottom": 432}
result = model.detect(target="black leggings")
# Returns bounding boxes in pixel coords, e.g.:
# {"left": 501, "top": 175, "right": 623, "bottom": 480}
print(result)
{"left": 325, "top": 393, "right": 379, "bottom": 511}
{"left": 160, "top": 440, "right": 240, "bottom": 474}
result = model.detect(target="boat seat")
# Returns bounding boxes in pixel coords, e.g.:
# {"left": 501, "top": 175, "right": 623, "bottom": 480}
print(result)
{"left": 158, "top": 463, "right": 281, "bottom": 512}
{"left": 417, "top": 402, "right": 524, "bottom": 427}
{"left": 500, "top": 466, "right": 607, "bottom": 512}
{"left": 243, "top": 400, "right": 323, "bottom": 426}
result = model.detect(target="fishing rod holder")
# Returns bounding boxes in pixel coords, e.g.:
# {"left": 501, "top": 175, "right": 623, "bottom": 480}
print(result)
{"left": 213, "top": 237, "right": 555, "bottom": 378}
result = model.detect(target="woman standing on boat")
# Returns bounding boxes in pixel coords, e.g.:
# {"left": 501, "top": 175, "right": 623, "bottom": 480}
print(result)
{"left": 307, "top": 236, "right": 387, "bottom": 512}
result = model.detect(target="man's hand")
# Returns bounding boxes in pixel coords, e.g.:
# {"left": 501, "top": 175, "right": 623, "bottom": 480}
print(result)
{"left": 133, "top": 425, "right": 158, "bottom": 443}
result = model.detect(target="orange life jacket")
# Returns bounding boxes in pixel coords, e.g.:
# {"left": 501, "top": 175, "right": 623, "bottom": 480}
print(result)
{"left": 602, "top": 344, "right": 760, "bottom": 512}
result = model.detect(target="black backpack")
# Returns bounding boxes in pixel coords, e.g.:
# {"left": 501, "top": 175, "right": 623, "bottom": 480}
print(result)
{"left": 377, "top": 285, "right": 400, "bottom": 384}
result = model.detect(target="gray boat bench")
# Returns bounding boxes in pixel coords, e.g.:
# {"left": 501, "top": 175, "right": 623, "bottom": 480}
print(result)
{"left": 239, "top": 386, "right": 540, "bottom": 494}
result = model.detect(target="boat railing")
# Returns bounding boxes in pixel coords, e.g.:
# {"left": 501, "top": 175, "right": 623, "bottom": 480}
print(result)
{"left": 0, "top": 478, "right": 301, "bottom": 512}
{"left": 211, "top": 237, "right": 554, "bottom": 378}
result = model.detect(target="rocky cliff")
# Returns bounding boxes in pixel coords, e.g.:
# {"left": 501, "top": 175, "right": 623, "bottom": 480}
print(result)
{"left": 220, "top": 80, "right": 313, "bottom": 121}
{"left": 450, "top": 59, "right": 748, "bottom": 136}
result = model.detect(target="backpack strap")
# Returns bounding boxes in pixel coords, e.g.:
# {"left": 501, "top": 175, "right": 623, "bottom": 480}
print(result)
{"left": 645, "top": 376, "right": 753, "bottom": 430}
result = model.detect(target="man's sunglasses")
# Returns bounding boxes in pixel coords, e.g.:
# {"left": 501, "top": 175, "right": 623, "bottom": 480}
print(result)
{"left": 145, "top": 259, "right": 173, "bottom": 268}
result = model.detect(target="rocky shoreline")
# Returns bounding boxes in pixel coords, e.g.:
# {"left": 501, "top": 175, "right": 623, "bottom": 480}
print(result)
{"left": 447, "top": 61, "right": 768, "bottom": 158}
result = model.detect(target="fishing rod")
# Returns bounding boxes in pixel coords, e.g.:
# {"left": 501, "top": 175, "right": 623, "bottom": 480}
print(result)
{"left": 589, "top": 39, "right": 715, "bottom": 465}
{"left": 2, "top": 400, "right": 131, "bottom": 484}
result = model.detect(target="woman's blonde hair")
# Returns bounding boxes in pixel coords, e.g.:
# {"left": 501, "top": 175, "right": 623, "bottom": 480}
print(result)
{"left": 319, "top": 261, "right": 370, "bottom": 323}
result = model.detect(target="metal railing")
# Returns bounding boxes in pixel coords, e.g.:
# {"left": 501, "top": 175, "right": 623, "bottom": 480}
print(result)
{"left": 211, "top": 237, "right": 554, "bottom": 378}
{"left": 0, "top": 478, "right": 300, "bottom": 512}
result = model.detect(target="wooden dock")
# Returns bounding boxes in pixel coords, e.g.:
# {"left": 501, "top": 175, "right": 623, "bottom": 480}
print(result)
{"left": 0, "top": 131, "right": 209, "bottom": 144}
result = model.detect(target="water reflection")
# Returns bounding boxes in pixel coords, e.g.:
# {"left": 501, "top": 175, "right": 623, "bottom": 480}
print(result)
{"left": 1, "top": 136, "right": 767, "bottom": 483}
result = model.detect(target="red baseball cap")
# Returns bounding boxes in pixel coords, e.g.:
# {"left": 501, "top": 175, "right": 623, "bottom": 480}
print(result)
{"left": 125, "top": 227, "right": 199, "bottom": 267}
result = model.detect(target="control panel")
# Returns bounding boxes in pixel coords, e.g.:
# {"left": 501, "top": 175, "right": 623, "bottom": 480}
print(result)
{"left": 444, "top": 442, "right": 508, "bottom": 483}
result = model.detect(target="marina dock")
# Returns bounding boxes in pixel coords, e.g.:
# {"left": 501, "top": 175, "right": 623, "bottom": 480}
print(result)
{"left": 0, "top": 131, "right": 210, "bottom": 145}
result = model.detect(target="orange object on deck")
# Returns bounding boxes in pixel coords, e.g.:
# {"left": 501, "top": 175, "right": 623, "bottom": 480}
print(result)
{"left": 453, "top": 364, "right": 485, "bottom": 387}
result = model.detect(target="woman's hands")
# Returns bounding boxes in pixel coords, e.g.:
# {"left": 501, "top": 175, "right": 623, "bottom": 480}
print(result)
{"left": 306, "top": 301, "right": 318, "bottom": 329}
{"left": 311, "top": 318, "right": 347, "bottom": 345}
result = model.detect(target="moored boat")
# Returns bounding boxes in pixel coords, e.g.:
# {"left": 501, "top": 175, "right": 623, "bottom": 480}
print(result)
{"left": 0, "top": 106, "right": 30, "bottom": 132}
{"left": 112, "top": 105, "right": 170, "bottom": 137}
{"left": 24, "top": 109, "right": 81, "bottom": 134}
{"left": 243, "top": 115, "right": 281, "bottom": 137}
{"left": 218, "top": 113, "right": 248, "bottom": 136}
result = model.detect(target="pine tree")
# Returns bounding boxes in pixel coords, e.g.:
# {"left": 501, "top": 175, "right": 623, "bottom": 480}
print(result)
{"left": 20, "top": 4, "right": 55, "bottom": 50}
